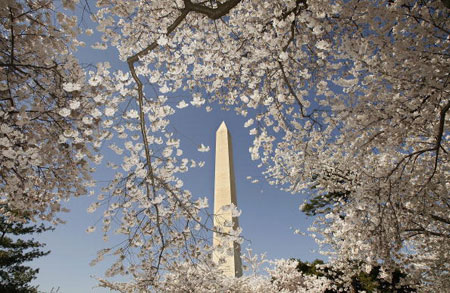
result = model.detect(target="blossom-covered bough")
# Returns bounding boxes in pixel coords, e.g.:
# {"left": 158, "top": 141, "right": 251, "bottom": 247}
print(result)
{"left": 0, "top": 0, "right": 113, "bottom": 223}
{"left": 1, "top": 0, "right": 449, "bottom": 292}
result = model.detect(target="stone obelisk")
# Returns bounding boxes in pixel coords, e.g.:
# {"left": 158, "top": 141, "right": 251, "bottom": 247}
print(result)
{"left": 213, "top": 121, "right": 242, "bottom": 277}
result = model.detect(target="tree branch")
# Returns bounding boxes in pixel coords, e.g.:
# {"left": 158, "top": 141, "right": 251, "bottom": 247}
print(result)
{"left": 183, "top": 0, "right": 242, "bottom": 20}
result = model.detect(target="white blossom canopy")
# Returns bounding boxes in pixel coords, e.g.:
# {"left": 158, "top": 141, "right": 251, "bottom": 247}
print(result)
{"left": 1, "top": 0, "right": 448, "bottom": 291}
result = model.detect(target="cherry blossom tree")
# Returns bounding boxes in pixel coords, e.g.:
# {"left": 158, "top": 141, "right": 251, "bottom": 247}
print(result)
{"left": 97, "top": 254, "right": 332, "bottom": 293}
{"left": 1, "top": 0, "right": 448, "bottom": 291}
{"left": 90, "top": 0, "right": 448, "bottom": 290}
{"left": 0, "top": 0, "right": 114, "bottom": 223}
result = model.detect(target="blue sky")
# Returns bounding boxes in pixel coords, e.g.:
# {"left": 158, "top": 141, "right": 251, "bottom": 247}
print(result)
{"left": 28, "top": 7, "right": 323, "bottom": 292}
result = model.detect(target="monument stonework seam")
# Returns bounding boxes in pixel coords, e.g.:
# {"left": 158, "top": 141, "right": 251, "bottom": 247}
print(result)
{"left": 212, "top": 121, "right": 243, "bottom": 277}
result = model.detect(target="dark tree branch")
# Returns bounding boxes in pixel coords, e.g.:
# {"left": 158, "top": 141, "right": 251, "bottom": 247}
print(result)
{"left": 183, "top": 0, "right": 242, "bottom": 20}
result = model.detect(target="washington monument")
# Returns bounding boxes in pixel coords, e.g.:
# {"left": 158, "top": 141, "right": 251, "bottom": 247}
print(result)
{"left": 212, "top": 121, "right": 243, "bottom": 277}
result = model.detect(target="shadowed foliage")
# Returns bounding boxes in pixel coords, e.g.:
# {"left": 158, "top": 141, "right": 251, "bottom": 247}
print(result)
{"left": 0, "top": 207, "right": 52, "bottom": 293}
{"left": 295, "top": 259, "right": 416, "bottom": 293}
